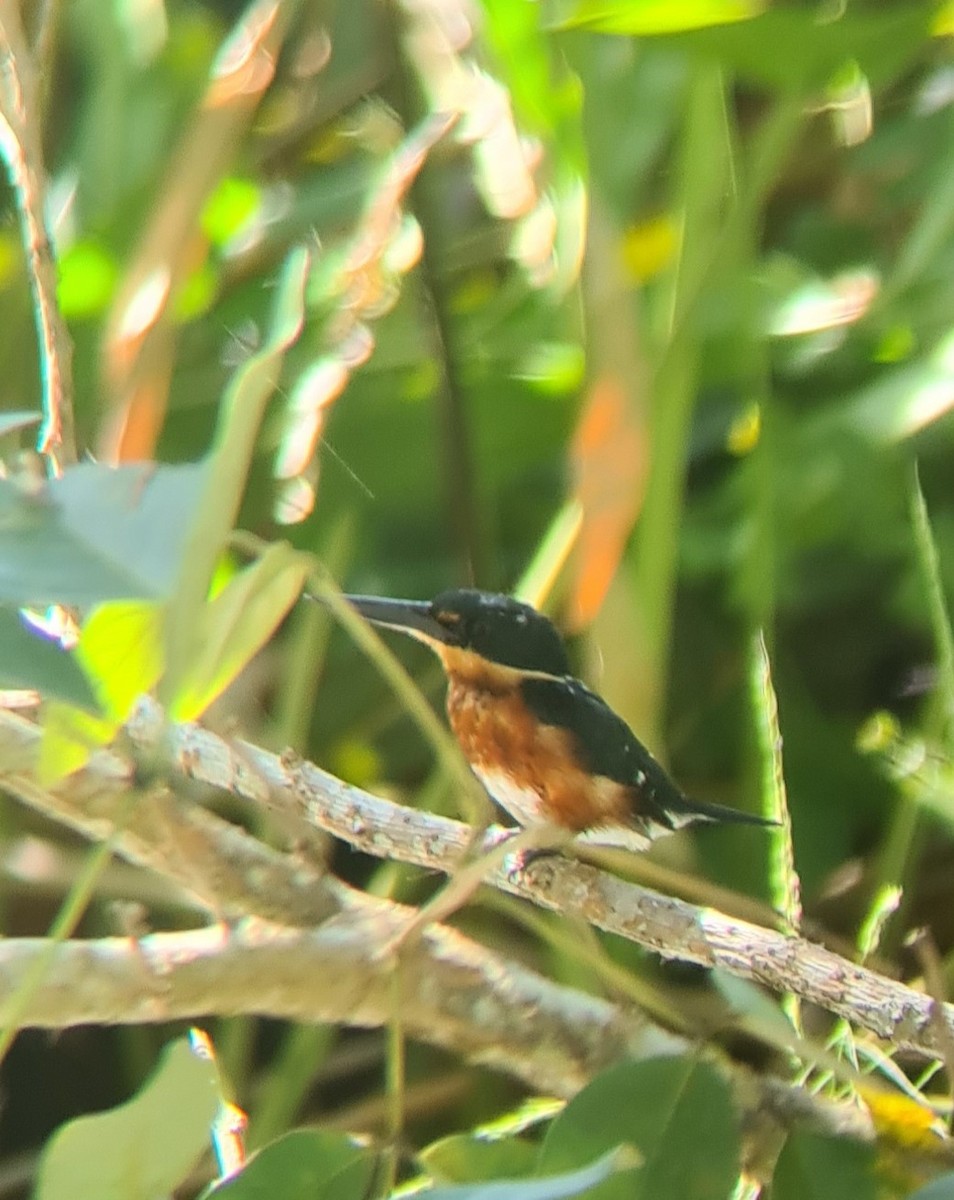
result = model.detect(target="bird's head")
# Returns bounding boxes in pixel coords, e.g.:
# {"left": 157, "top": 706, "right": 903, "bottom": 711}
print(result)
{"left": 345, "top": 588, "right": 571, "bottom": 677}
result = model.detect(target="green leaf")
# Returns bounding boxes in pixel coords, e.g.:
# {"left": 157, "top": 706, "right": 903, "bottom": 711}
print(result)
{"left": 0, "top": 608, "right": 99, "bottom": 709}
{"left": 537, "top": 1058, "right": 739, "bottom": 1200}
{"left": 37, "top": 701, "right": 119, "bottom": 784}
{"left": 0, "top": 462, "right": 207, "bottom": 606}
{"left": 771, "top": 1131, "right": 878, "bottom": 1200}
{"left": 910, "top": 467, "right": 954, "bottom": 748}
{"left": 553, "top": 0, "right": 762, "bottom": 35}
{"left": 169, "top": 543, "right": 308, "bottom": 721}
{"left": 666, "top": 7, "right": 934, "bottom": 91}
{"left": 417, "top": 1146, "right": 637, "bottom": 1200}
{"left": 206, "top": 1129, "right": 374, "bottom": 1200}
{"left": 36, "top": 1037, "right": 221, "bottom": 1200}
{"left": 420, "top": 1133, "right": 538, "bottom": 1184}
{"left": 76, "top": 601, "right": 165, "bottom": 720}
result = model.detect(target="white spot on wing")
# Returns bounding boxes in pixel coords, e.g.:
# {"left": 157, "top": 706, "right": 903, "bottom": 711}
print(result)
{"left": 577, "top": 825, "right": 657, "bottom": 852}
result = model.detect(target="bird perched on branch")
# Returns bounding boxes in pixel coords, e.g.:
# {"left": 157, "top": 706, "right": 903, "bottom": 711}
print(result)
{"left": 344, "top": 588, "right": 774, "bottom": 851}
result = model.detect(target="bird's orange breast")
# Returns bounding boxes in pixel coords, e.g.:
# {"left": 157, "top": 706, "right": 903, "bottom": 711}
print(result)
{"left": 439, "top": 648, "right": 631, "bottom": 833}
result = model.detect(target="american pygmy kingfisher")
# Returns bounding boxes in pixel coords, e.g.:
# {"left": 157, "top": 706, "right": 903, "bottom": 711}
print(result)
{"left": 345, "top": 588, "right": 774, "bottom": 851}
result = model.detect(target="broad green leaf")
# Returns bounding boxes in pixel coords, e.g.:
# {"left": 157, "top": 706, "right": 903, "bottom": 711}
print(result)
{"left": 76, "top": 601, "right": 165, "bottom": 720}
{"left": 206, "top": 1129, "right": 374, "bottom": 1200}
{"left": 0, "top": 463, "right": 207, "bottom": 606}
{"left": 0, "top": 608, "right": 98, "bottom": 710}
{"left": 772, "top": 1131, "right": 878, "bottom": 1200}
{"left": 36, "top": 701, "right": 118, "bottom": 784}
{"left": 169, "top": 543, "right": 308, "bottom": 721}
{"left": 36, "top": 1037, "right": 221, "bottom": 1200}
{"left": 417, "top": 1146, "right": 637, "bottom": 1200}
{"left": 420, "top": 1133, "right": 537, "bottom": 1184}
{"left": 667, "top": 7, "right": 934, "bottom": 91}
{"left": 537, "top": 1058, "right": 738, "bottom": 1200}
{"left": 553, "top": 0, "right": 761, "bottom": 35}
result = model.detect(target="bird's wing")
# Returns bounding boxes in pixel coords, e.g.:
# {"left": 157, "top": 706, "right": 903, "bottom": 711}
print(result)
{"left": 520, "top": 674, "right": 776, "bottom": 834}
{"left": 518, "top": 674, "right": 685, "bottom": 828}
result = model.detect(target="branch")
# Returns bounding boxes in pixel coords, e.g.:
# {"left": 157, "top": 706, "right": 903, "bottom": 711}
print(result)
{"left": 119, "top": 702, "right": 947, "bottom": 1062}
{"left": 0, "top": 913, "right": 638, "bottom": 1098}
{"left": 0, "top": 0, "right": 75, "bottom": 471}
{"left": 0, "top": 707, "right": 635, "bottom": 1095}
{"left": 0, "top": 701, "right": 948, "bottom": 1063}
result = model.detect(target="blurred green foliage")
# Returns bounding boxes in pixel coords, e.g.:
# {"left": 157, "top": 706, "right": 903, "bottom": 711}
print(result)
{"left": 6, "top": 0, "right": 954, "bottom": 1195}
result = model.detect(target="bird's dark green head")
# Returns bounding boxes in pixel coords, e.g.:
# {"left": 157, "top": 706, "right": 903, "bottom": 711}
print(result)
{"left": 345, "top": 588, "right": 571, "bottom": 676}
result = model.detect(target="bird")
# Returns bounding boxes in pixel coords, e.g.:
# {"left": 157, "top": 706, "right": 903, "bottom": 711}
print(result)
{"left": 344, "top": 588, "right": 775, "bottom": 852}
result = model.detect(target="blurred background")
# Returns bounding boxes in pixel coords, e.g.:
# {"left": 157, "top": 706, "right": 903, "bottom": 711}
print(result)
{"left": 3, "top": 0, "right": 954, "bottom": 1184}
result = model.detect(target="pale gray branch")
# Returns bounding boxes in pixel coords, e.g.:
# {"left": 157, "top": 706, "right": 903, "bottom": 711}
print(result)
{"left": 121, "top": 702, "right": 948, "bottom": 1062}
{"left": 0, "top": 912, "right": 643, "bottom": 1097}
{"left": 0, "top": 701, "right": 948, "bottom": 1067}
{"left": 0, "top": 706, "right": 644, "bottom": 1094}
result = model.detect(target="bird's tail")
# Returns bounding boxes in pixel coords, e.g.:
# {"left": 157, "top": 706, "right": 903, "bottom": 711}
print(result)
{"left": 666, "top": 795, "right": 779, "bottom": 831}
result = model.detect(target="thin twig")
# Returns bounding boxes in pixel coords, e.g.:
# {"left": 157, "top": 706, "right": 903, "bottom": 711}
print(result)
{"left": 0, "top": 0, "right": 75, "bottom": 471}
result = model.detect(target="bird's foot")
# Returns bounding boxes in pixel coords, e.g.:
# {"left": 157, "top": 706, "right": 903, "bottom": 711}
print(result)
{"left": 479, "top": 824, "right": 571, "bottom": 879}
{"left": 506, "top": 845, "right": 565, "bottom": 875}
{"left": 479, "top": 824, "right": 521, "bottom": 853}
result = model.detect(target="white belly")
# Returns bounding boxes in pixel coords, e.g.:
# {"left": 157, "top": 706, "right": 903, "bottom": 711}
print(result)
{"left": 474, "top": 766, "right": 663, "bottom": 852}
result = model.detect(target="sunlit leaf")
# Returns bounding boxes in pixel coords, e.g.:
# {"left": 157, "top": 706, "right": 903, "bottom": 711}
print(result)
{"left": 36, "top": 701, "right": 118, "bottom": 784}
{"left": 36, "top": 1037, "right": 221, "bottom": 1200}
{"left": 169, "top": 543, "right": 308, "bottom": 721}
{"left": 553, "top": 0, "right": 762, "bottom": 35}
{"left": 421, "top": 1133, "right": 537, "bottom": 1184}
{"left": 206, "top": 1129, "right": 374, "bottom": 1200}
{"left": 420, "top": 1147, "right": 638, "bottom": 1200}
{"left": 537, "top": 1058, "right": 738, "bottom": 1200}
{"left": 76, "top": 601, "right": 165, "bottom": 720}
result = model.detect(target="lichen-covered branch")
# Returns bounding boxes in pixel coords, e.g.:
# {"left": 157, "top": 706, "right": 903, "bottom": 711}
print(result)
{"left": 0, "top": 910, "right": 640, "bottom": 1097}
{"left": 0, "top": 702, "right": 949, "bottom": 1065}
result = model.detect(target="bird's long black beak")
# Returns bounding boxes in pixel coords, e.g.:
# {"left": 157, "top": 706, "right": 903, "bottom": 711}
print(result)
{"left": 344, "top": 594, "right": 453, "bottom": 645}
